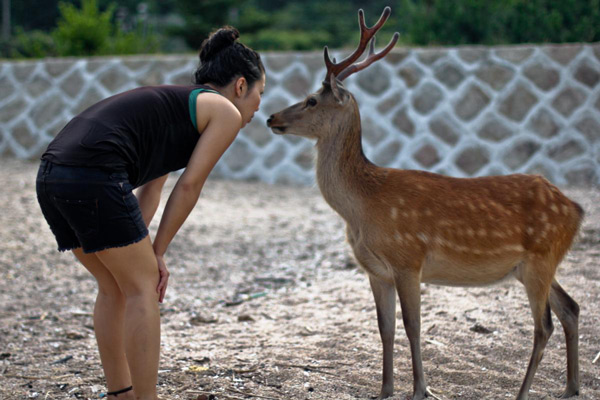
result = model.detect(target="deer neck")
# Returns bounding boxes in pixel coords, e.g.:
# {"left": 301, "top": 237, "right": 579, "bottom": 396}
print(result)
{"left": 315, "top": 110, "right": 377, "bottom": 222}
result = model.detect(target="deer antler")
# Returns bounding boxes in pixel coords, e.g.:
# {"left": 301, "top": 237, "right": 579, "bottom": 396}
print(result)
{"left": 324, "top": 7, "right": 398, "bottom": 82}
{"left": 337, "top": 33, "right": 399, "bottom": 81}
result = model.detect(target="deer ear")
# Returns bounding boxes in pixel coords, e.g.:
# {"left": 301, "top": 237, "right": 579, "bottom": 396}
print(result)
{"left": 329, "top": 73, "right": 347, "bottom": 104}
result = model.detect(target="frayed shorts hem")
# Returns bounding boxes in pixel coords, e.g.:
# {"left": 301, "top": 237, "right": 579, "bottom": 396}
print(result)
{"left": 57, "top": 230, "right": 149, "bottom": 254}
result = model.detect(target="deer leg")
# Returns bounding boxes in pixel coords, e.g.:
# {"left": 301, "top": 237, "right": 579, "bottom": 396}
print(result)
{"left": 369, "top": 276, "right": 397, "bottom": 399}
{"left": 549, "top": 280, "right": 580, "bottom": 398}
{"left": 516, "top": 265, "right": 554, "bottom": 400}
{"left": 394, "top": 272, "right": 433, "bottom": 400}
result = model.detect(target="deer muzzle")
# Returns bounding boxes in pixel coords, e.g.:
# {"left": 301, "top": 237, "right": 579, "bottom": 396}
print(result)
{"left": 266, "top": 114, "right": 287, "bottom": 134}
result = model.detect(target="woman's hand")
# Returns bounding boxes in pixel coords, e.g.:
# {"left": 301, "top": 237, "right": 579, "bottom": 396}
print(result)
{"left": 155, "top": 253, "right": 169, "bottom": 303}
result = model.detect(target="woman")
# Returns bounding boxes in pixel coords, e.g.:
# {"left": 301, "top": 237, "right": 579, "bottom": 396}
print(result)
{"left": 36, "top": 27, "right": 265, "bottom": 400}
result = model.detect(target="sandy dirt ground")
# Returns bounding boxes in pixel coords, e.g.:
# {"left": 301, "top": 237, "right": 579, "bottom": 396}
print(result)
{"left": 0, "top": 158, "right": 598, "bottom": 400}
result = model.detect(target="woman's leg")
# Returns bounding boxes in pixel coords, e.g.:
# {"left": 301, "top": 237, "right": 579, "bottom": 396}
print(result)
{"left": 95, "top": 236, "right": 161, "bottom": 400}
{"left": 73, "top": 248, "right": 134, "bottom": 399}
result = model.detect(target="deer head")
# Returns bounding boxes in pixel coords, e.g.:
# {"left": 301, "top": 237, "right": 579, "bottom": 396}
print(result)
{"left": 267, "top": 7, "right": 399, "bottom": 142}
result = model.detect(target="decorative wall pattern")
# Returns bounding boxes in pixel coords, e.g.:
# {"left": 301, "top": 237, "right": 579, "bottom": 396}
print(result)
{"left": 1, "top": 43, "right": 599, "bottom": 185}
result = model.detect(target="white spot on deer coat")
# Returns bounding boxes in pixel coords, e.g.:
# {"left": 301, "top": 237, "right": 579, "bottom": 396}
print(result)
{"left": 504, "top": 244, "right": 525, "bottom": 252}
{"left": 394, "top": 231, "right": 402, "bottom": 242}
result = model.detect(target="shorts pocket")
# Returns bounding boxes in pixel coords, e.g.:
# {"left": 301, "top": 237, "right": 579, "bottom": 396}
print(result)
{"left": 122, "top": 191, "right": 140, "bottom": 213}
{"left": 109, "top": 172, "right": 133, "bottom": 194}
{"left": 119, "top": 191, "right": 146, "bottom": 236}
{"left": 53, "top": 197, "right": 99, "bottom": 236}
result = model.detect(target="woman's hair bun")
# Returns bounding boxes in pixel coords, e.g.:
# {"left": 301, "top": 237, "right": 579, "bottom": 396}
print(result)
{"left": 194, "top": 25, "right": 263, "bottom": 87}
{"left": 199, "top": 26, "right": 240, "bottom": 63}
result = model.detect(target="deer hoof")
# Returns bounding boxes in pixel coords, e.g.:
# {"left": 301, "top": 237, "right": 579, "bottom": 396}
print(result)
{"left": 557, "top": 386, "right": 579, "bottom": 398}
{"left": 375, "top": 390, "right": 393, "bottom": 399}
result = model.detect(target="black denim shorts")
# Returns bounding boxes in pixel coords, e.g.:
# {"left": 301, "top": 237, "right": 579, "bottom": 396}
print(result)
{"left": 36, "top": 160, "right": 148, "bottom": 254}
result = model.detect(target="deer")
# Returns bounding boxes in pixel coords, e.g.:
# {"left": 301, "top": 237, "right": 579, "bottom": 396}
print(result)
{"left": 266, "top": 7, "right": 584, "bottom": 400}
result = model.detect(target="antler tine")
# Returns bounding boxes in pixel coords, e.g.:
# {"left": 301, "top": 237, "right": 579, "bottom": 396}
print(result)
{"left": 324, "top": 7, "right": 392, "bottom": 81}
{"left": 337, "top": 32, "right": 399, "bottom": 81}
{"left": 370, "top": 6, "right": 392, "bottom": 32}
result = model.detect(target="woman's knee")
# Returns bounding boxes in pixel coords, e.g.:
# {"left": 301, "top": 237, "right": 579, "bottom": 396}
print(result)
{"left": 95, "top": 238, "right": 160, "bottom": 298}
{"left": 117, "top": 265, "right": 159, "bottom": 299}
{"left": 97, "top": 281, "right": 126, "bottom": 302}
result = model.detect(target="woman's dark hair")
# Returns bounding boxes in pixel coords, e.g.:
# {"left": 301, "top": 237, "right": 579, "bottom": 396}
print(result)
{"left": 194, "top": 26, "right": 264, "bottom": 89}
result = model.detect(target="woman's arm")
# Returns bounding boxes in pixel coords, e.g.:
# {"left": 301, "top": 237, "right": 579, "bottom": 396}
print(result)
{"left": 135, "top": 174, "right": 169, "bottom": 227}
{"left": 152, "top": 96, "right": 242, "bottom": 258}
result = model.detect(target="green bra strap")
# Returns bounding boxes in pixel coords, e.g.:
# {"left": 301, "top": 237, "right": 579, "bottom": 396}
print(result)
{"left": 188, "top": 88, "right": 221, "bottom": 130}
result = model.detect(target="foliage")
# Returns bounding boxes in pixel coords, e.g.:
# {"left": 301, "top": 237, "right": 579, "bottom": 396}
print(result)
{"left": 397, "top": 0, "right": 500, "bottom": 45}
{"left": 169, "top": 0, "right": 243, "bottom": 50}
{"left": 244, "top": 30, "right": 332, "bottom": 51}
{"left": 236, "top": 0, "right": 400, "bottom": 50}
{"left": 8, "top": 0, "right": 172, "bottom": 32}
{"left": 4, "top": 0, "right": 600, "bottom": 58}
{"left": 2, "top": 29, "right": 57, "bottom": 58}
{"left": 398, "top": 0, "right": 600, "bottom": 45}
{"left": 50, "top": 0, "right": 159, "bottom": 57}
{"left": 111, "top": 27, "right": 160, "bottom": 55}
{"left": 52, "top": 0, "right": 115, "bottom": 56}
{"left": 504, "top": 0, "right": 600, "bottom": 43}
{"left": 168, "top": 0, "right": 402, "bottom": 51}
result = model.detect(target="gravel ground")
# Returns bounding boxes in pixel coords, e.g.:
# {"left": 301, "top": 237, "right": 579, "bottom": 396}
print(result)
{"left": 0, "top": 158, "right": 598, "bottom": 400}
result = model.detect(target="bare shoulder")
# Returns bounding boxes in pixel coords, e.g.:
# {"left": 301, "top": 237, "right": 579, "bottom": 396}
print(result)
{"left": 195, "top": 92, "right": 241, "bottom": 132}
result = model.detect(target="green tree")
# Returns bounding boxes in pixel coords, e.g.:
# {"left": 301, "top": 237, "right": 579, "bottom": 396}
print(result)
{"left": 5, "top": 0, "right": 600, "bottom": 58}
{"left": 170, "top": 0, "right": 242, "bottom": 50}
{"left": 52, "top": 0, "right": 114, "bottom": 55}
{"left": 397, "top": 0, "right": 600, "bottom": 45}
{"left": 8, "top": 28, "right": 57, "bottom": 58}
{"left": 397, "top": 0, "right": 505, "bottom": 45}
{"left": 505, "top": 0, "right": 600, "bottom": 43}
{"left": 8, "top": 0, "right": 174, "bottom": 32}
{"left": 51, "top": 0, "right": 159, "bottom": 57}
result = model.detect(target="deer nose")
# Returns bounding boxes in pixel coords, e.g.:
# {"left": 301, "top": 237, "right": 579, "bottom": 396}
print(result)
{"left": 266, "top": 116, "right": 273, "bottom": 126}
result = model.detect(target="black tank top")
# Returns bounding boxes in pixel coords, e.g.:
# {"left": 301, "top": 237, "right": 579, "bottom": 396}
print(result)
{"left": 42, "top": 84, "right": 220, "bottom": 188}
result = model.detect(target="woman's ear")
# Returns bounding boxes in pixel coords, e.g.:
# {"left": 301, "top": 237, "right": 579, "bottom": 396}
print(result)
{"left": 235, "top": 77, "right": 247, "bottom": 97}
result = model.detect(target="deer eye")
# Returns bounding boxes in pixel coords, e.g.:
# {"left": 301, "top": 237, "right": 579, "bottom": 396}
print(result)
{"left": 306, "top": 97, "right": 317, "bottom": 107}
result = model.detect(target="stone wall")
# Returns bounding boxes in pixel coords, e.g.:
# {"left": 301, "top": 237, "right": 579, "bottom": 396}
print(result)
{"left": 1, "top": 43, "right": 599, "bottom": 185}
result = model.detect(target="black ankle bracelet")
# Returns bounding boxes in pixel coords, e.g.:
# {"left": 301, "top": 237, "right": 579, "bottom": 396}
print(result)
{"left": 107, "top": 386, "right": 133, "bottom": 397}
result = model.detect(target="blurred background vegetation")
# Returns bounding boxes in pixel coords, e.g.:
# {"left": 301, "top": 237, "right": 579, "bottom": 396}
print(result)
{"left": 1, "top": 0, "right": 600, "bottom": 58}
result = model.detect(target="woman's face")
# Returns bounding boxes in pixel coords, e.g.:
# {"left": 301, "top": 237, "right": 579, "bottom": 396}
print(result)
{"left": 236, "top": 73, "right": 266, "bottom": 127}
